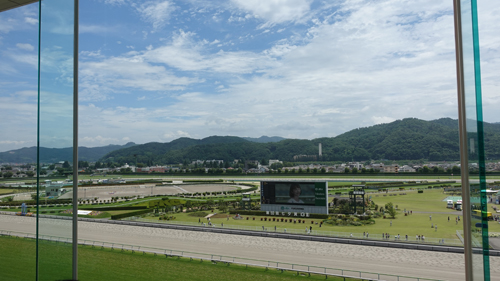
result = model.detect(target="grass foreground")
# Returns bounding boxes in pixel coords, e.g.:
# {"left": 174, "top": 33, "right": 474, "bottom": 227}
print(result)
{"left": 0, "top": 235, "right": 360, "bottom": 281}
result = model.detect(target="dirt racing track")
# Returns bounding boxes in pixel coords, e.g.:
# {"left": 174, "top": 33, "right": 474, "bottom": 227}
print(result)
{"left": 58, "top": 184, "right": 240, "bottom": 200}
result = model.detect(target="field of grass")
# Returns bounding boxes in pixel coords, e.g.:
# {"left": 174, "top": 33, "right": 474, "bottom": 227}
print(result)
{"left": 140, "top": 188, "right": 500, "bottom": 240}
{"left": 0, "top": 189, "right": 15, "bottom": 195}
{"left": 0, "top": 236, "right": 357, "bottom": 281}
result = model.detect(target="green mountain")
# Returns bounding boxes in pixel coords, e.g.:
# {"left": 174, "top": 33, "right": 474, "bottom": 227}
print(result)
{"left": 101, "top": 136, "right": 250, "bottom": 165}
{"left": 0, "top": 142, "right": 136, "bottom": 164}
{"left": 99, "top": 118, "right": 500, "bottom": 164}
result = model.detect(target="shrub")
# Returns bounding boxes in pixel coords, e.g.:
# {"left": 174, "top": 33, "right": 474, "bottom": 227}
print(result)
{"left": 418, "top": 190, "right": 424, "bottom": 193}
{"left": 188, "top": 211, "right": 208, "bottom": 217}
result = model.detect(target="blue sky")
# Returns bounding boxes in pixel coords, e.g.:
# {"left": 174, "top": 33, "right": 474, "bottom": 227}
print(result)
{"left": 0, "top": 0, "right": 499, "bottom": 152}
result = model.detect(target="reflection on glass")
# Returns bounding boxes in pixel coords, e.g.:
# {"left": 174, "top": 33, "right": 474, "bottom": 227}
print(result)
{"left": 38, "top": 0, "right": 74, "bottom": 280}
{"left": 460, "top": 0, "right": 490, "bottom": 280}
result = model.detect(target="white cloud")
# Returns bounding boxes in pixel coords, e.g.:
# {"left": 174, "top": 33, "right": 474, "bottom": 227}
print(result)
{"left": 80, "top": 24, "right": 114, "bottom": 34}
{"left": 16, "top": 43, "right": 34, "bottom": 51}
{"left": 81, "top": 135, "right": 122, "bottom": 145}
{"left": 6, "top": 52, "right": 37, "bottom": 67}
{"left": 0, "top": 140, "right": 31, "bottom": 146}
{"left": 103, "top": 0, "right": 127, "bottom": 5}
{"left": 24, "top": 17, "right": 38, "bottom": 25}
{"left": 163, "top": 130, "right": 191, "bottom": 140}
{"left": 136, "top": 1, "right": 176, "bottom": 30}
{"left": 142, "top": 29, "right": 276, "bottom": 73}
{"left": 79, "top": 53, "right": 200, "bottom": 101}
{"left": 230, "top": 0, "right": 312, "bottom": 26}
{"left": 372, "top": 116, "right": 396, "bottom": 125}
{"left": 0, "top": 18, "right": 15, "bottom": 33}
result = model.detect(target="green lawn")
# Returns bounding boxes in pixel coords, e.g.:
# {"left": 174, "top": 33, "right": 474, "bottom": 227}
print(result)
{"left": 0, "top": 236, "right": 358, "bottom": 281}
{"left": 0, "top": 189, "right": 15, "bottom": 195}
{"left": 370, "top": 189, "right": 449, "bottom": 213}
{"left": 138, "top": 188, "right": 500, "bottom": 240}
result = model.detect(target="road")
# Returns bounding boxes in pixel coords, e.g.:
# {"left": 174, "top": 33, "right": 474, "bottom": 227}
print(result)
{"left": 3, "top": 215, "right": 500, "bottom": 281}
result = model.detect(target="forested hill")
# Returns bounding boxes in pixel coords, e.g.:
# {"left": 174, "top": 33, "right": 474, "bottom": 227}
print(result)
{"left": 99, "top": 118, "right": 500, "bottom": 165}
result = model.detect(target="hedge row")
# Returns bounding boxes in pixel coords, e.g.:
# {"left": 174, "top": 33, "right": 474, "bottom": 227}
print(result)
{"left": 0, "top": 198, "right": 72, "bottom": 207}
{"left": 228, "top": 209, "right": 328, "bottom": 219}
{"left": 110, "top": 209, "right": 152, "bottom": 220}
{"left": 82, "top": 206, "right": 148, "bottom": 211}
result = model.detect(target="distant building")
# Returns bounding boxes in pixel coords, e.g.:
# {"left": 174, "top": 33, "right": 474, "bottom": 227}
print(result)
{"left": 44, "top": 180, "right": 69, "bottom": 197}
{"left": 383, "top": 164, "right": 399, "bottom": 173}
{"left": 268, "top": 159, "right": 282, "bottom": 165}
{"left": 398, "top": 165, "right": 416, "bottom": 173}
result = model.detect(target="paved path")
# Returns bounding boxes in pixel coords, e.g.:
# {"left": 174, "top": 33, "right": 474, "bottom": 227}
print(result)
{"left": 3, "top": 215, "right": 500, "bottom": 281}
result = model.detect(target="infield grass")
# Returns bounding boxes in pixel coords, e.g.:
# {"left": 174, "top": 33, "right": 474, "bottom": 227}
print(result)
{"left": 0, "top": 235, "right": 358, "bottom": 281}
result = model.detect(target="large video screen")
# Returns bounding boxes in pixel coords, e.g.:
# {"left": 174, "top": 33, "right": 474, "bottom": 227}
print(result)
{"left": 260, "top": 181, "right": 327, "bottom": 206}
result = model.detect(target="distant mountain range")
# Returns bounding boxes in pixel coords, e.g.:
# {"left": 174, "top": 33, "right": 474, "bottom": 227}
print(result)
{"left": 98, "top": 118, "right": 500, "bottom": 164}
{"left": 2, "top": 118, "right": 500, "bottom": 164}
{"left": 0, "top": 142, "right": 137, "bottom": 164}
{"left": 0, "top": 136, "right": 284, "bottom": 164}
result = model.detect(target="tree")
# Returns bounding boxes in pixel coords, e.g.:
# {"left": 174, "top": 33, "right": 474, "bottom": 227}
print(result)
{"left": 26, "top": 171, "right": 35, "bottom": 177}
{"left": 3, "top": 171, "right": 13, "bottom": 178}
{"left": 63, "top": 161, "right": 71, "bottom": 169}
{"left": 351, "top": 167, "right": 358, "bottom": 174}
{"left": 385, "top": 202, "right": 397, "bottom": 219}
{"left": 270, "top": 163, "right": 283, "bottom": 170}
{"left": 421, "top": 166, "right": 431, "bottom": 173}
{"left": 451, "top": 166, "right": 461, "bottom": 174}
{"left": 344, "top": 167, "right": 350, "bottom": 173}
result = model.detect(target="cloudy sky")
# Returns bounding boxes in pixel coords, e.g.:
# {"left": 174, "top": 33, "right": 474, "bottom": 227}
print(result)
{"left": 0, "top": 0, "right": 499, "bottom": 152}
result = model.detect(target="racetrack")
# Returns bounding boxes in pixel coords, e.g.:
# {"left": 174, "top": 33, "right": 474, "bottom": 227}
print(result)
{"left": 58, "top": 184, "right": 239, "bottom": 201}
{"left": 2, "top": 215, "right": 499, "bottom": 281}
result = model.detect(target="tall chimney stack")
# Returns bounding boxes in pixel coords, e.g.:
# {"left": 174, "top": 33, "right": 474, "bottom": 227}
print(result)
{"left": 319, "top": 143, "right": 322, "bottom": 156}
